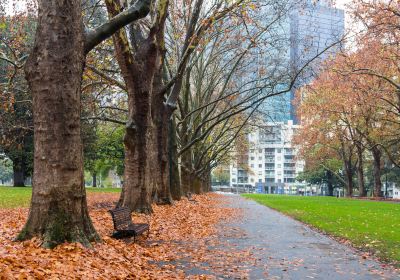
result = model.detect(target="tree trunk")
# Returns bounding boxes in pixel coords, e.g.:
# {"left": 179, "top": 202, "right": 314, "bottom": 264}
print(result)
{"left": 153, "top": 109, "right": 173, "bottom": 204}
{"left": 152, "top": 68, "right": 172, "bottom": 205}
{"left": 326, "top": 170, "right": 334, "bottom": 196}
{"left": 118, "top": 78, "right": 154, "bottom": 213}
{"left": 13, "top": 159, "right": 25, "bottom": 187}
{"left": 356, "top": 145, "right": 366, "bottom": 197}
{"left": 344, "top": 160, "right": 353, "bottom": 197}
{"left": 92, "top": 173, "right": 97, "bottom": 188}
{"left": 106, "top": 0, "right": 168, "bottom": 212}
{"left": 17, "top": 0, "right": 99, "bottom": 248}
{"left": 169, "top": 117, "right": 181, "bottom": 200}
{"left": 371, "top": 146, "right": 383, "bottom": 198}
{"left": 181, "top": 165, "right": 193, "bottom": 196}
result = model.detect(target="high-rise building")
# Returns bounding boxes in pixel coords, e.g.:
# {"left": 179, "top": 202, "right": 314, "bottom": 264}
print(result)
{"left": 289, "top": 0, "right": 345, "bottom": 122}
{"left": 230, "top": 120, "right": 305, "bottom": 193}
{"left": 228, "top": 1, "right": 345, "bottom": 192}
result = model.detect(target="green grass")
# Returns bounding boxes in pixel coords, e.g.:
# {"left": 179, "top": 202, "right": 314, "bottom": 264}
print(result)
{"left": 243, "top": 194, "right": 400, "bottom": 266}
{"left": 0, "top": 186, "right": 121, "bottom": 208}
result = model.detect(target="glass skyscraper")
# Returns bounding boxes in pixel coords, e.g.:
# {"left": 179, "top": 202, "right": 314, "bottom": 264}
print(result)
{"left": 256, "top": 0, "right": 345, "bottom": 123}
{"left": 289, "top": 0, "right": 345, "bottom": 122}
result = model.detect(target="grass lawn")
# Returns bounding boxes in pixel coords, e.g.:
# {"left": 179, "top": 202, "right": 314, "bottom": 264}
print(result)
{"left": 0, "top": 186, "right": 121, "bottom": 208}
{"left": 243, "top": 194, "right": 400, "bottom": 266}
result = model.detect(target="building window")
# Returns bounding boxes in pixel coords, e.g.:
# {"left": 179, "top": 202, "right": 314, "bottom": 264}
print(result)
{"left": 258, "top": 156, "right": 262, "bottom": 160}
{"left": 250, "top": 157, "right": 255, "bottom": 160}
{"left": 258, "top": 164, "right": 262, "bottom": 168}
{"left": 258, "top": 179, "right": 262, "bottom": 183}
{"left": 250, "top": 164, "right": 254, "bottom": 168}
{"left": 258, "top": 149, "right": 262, "bottom": 153}
{"left": 277, "top": 149, "right": 281, "bottom": 153}
{"left": 250, "top": 178, "right": 254, "bottom": 182}
{"left": 277, "top": 164, "right": 281, "bottom": 168}
{"left": 232, "top": 178, "right": 236, "bottom": 182}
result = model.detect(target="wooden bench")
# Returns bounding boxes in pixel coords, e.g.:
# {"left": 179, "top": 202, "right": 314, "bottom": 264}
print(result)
{"left": 187, "top": 192, "right": 197, "bottom": 203}
{"left": 109, "top": 207, "right": 149, "bottom": 242}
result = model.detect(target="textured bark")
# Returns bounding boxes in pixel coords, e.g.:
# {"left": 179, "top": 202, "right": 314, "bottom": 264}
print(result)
{"left": 343, "top": 160, "right": 353, "bottom": 197}
{"left": 192, "top": 176, "right": 201, "bottom": 194}
{"left": 118, "top": 59, "right": 155, "bottom": 212}
{"left": 17, "top": 0, "right": 99, "bottom": 248}
{"left": 169, "top": 118, "right": 181, "bottom": 200}
{"left": 106, "top": 0, "right": 169, "bottom": 212}
{"left": 152, "top": 66, "right": 172, "bottom": 205}
{"left": 356, "top": 145, "right": 366, "bottom": 197}
{"left": 326, "top": 170, "right": 334, "bottom": 196}
{"left": 181, "top": 165, "right": 193, "bottom": 196}
{"left": 92, "top": 173, "right": 97, "bottom": 188}
{"left": 371, "top": 146, "right": 383, "bottom": 197}
{"left": 13, "top": 160, "right": 25, "bottom": 187}
{"left": 153, "top": 105, "right": 172, "bottom": 204}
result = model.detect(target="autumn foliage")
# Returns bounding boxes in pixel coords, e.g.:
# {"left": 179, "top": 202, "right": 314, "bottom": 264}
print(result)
{"left": 0, "top": 193, "right": 254, "bottom": 279}
{"left": 294, "top": 0, "right": 400, "bottom": 197}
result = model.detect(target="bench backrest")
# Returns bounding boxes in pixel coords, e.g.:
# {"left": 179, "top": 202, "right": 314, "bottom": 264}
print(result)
{"left": 109, "top": 207, "right": 133, "bottom": 231}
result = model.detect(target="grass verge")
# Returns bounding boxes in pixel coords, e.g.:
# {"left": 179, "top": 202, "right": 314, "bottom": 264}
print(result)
{"left": 243, "top": 194, "right": 400, "bottom": 266}
{"left": 0, "top": 186, "right": 121, "bottom": 208}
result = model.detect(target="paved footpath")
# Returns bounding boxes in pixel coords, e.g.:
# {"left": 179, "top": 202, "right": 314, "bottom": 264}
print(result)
{"left": 217, "top": 194, "right": 400, "bottom": 280}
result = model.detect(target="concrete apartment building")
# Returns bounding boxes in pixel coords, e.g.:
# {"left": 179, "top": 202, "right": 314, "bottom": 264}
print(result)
{"left": 230, "top": 120, "right": 305, "bottom": 193}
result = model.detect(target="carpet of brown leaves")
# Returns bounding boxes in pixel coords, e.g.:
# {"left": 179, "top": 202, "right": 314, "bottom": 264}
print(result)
{"left": 0, "top": 193, "right": 247, "bottom": 279}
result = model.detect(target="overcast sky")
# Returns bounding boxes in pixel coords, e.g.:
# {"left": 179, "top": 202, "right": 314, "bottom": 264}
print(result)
{"left": 4, "top": 0, "right": 354, "bottom": 27}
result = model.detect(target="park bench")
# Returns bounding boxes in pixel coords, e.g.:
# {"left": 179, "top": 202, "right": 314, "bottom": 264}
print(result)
{"left": 109, "top": 207, "right": 149, "bottom": 242}
{"left": 187, "top": 192, "right": 197, "bottom": 203}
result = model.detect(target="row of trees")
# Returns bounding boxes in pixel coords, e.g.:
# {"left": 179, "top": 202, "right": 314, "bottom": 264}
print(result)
{"left": 0, "top": 0, "right": 295, "bottom": 248}
{"left": 294, "top": 0, "right": 400, "bottom": 198}
{"left": 1, "top": 0, "right": 343, "bottom": 247}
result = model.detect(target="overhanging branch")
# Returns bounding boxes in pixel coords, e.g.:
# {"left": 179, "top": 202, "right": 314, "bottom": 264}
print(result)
{"left": 84, "top": 0, "right": 151, "bottom": 54}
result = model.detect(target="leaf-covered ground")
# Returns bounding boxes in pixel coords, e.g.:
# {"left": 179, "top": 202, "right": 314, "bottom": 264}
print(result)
{"left": 0, "top": 192, "right": 253, "bottom": 279}
{"left": 243, "top": 194, "right": 400, "bottom": 267}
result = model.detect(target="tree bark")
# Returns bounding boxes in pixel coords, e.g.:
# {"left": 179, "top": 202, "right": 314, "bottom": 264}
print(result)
{"left": 13, "top": 159, "right": 25, "bottom": 187}
{"left": 92, "top": 173, "right": 97, "bottom": 188}
{"left": 326, "top": 170, "right": 334, "bottom": 196}
{"left": 169, "top": 117, "right": 181, "bottom": 200}
{"left": 106, "top": 0, "right": 169, "bottom": 212}
{"left": 118, "top": 65, "right": 154, "bottom": 213}
{"left": 343, "top": 160, "right": 353, "bottom": 197}
{"left": 356, "top": 145, "right": 366, "bottom": 197}
{"left": 152, "top": 65, "right": 172, "bottom": 205}
{"left": 371, "top": 146, "right": 383, "bottom": 197}
{"left": 17, "top": 0, "right": 99, "bottom": 248}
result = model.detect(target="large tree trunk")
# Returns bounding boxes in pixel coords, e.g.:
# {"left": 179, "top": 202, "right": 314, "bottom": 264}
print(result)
{"left": 356, "top": 145, "right": 366, "bottom": 197}
{"left": 152, "top": 67, "right": 172, "bottom": 205}
{"left": 106, "top": 0, "right": 168, "bottom": 212}
{"left": 17, "top": 0, "right": 99, "bottom": 248}
{"left": 118, "top": 72, "right": 154, "bottom": 213}
{"left": 371, "top": 146, "right": 383, "bottom": 198}
{"left": 169, "top": 117, "right": 181, "bottom": 200}
{"left": 181, "top": 164, "right": 193, "bottom": 196}
{"left": 92, "top": 173, "right": 97, "bottom": 188}
{"left": 12, "top": 159, "right": 25, "bottom": 187}
{"left": 343, "top": 160, "right": 353, "bottom": 197}
{"left": 326, "top": 170, "right": 334, "bottom": 196}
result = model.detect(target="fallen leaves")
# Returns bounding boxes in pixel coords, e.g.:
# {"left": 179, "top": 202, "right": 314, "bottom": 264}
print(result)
{"left": 0, "top": 193, "right": 247, "bottom": 279}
